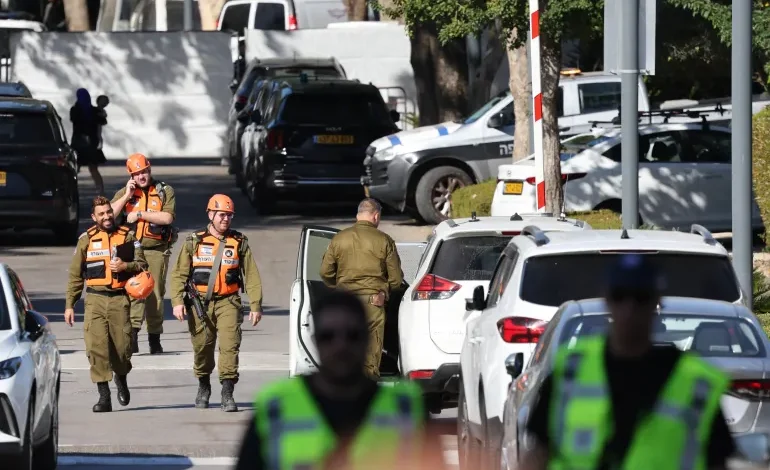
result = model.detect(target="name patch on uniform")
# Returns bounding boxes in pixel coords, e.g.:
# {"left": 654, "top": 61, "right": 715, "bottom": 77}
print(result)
{"left": 88, "top": 249, "right": 110, "bottom": 258}
{"left": 222, "top": 259, "right": 239, "bottom": 266}
{"left": 92, "top": 241, "right": 102, "bottom": 249}
{"left": 224, "top": 249, "right": 234, "bottom": 258}
{"left": 200, "top": 246, "right": 213, "bottom": 256}
{"left": 194, "top": 256, "right": 213, "bottom": 263}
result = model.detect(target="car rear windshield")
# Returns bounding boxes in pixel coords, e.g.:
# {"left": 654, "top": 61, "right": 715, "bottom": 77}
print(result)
{"left": 520, "top": 253, "right": 741, "bottom": 306}
{"left": 0, "top": 112, "right": 56, "bottom": 144}
{"left": 430, "top": 236, "right": 512, "bottom": 281}
{"left": 280, "top": 92, "right": 392, "bottom": 127}
{"left": 268, "top": 67, "right": 342, "bottom": 78}
{"left": 559, "top": 314, "right": 765, "bottom": 358}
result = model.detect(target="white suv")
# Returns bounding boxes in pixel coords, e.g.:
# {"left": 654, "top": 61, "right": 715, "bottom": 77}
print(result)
{"left": 457, "top": 225, "right": 745, "bottom": 468}
{"left": 398, "top": 213, "right": 591, "bottom": 413}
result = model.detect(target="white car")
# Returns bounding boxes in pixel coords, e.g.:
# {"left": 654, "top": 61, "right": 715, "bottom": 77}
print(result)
{"left": 491, "top": 123, "right": 765, "bottom": 235}
{"left": 458, "top": 225, "right": 745, "bottom": 468}
{"left": 289, "top": 225, "right": 426, "bottom": 377}
{"left": 0, "top": 263, "right": 60, "bottom": 470}
{"left": 398, "top": 214, "right": 591, "bottom": 413}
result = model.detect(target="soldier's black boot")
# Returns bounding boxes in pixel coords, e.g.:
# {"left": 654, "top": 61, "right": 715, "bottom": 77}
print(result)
{"left": 114, "top": 374, "right": 130, "bottom": 406}
{"left": 148, "top": 333, "right": 163, "bottom": 354}
{"left": 195, "top": 376, "right": 211, "bottom": 409}
{"left": 221, "top": 379, "right": 238, "bottom": 412}
{"left": 93, "top": 382, "right": 112, "bottom": 413}
{"left": 130, "top": 328, "right": 140, "bottom": 354}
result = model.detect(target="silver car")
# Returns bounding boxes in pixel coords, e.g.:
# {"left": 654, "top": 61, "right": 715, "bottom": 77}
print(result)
{"left": 499, "top": 296, "right": 770, "bottom": 470}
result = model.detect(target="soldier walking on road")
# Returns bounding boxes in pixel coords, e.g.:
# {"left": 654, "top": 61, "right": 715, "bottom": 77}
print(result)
{"left": 319, "top": 198, "right": 403, "bottom": 380}
{"left": 111, "top": 153, "right": 177, "bottom": 355}
{"left": 64, "top": 196, "right": 149, "bottom": 413}
{"left": 169, "top": 194, "right": 264, "bottom": 412}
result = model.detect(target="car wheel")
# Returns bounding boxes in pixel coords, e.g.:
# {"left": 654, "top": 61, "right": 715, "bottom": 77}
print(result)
{"left": 9, "top": 396, "right": 33, "bottom": 470}
{"left": 34, "top": 386, "right": 58, "bottom": 470}
{"left": 457, "top": 380, "right": 481, "bottom": 470}
{"left": 415, "top": 166, "right": 472, "bottom": 225}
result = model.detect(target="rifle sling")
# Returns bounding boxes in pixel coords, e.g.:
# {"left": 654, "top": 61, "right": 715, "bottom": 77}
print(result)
{"left": 203, "top": 240, "right": 227, "bottom": 310}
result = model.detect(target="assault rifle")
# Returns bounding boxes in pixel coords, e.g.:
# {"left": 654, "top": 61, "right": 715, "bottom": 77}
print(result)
{"left": 183, "top": 279, "right": 210, "bottom": 342}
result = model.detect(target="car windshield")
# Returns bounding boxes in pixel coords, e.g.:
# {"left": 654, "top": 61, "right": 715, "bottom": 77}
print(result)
{"left": 462, "top": 90, "right": 511, "bottom": 125}
{"left": 559, "top": 313, "right": 765, "bottom": 358}
{"left": 280, "top": 92, "right": 392, "bottom": 127}
{"left": 520, "top": 253, "right": 741, "bottom": 307}
{"left": 0, "top": 112, "right": 56, "bottom": 144}
{"left": 430, "top": 236, "right": 512, "bottom": 281}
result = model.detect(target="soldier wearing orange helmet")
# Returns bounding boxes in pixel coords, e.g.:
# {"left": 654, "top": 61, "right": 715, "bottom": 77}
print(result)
{"left": 169, "top": 194, "right": 264, "bottom": 412}
{"left": 110, "top": 153, "right": 178, "bottom": 355}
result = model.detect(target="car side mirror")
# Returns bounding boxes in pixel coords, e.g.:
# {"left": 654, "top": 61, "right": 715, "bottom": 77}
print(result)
{"left": 389, "top": 110, "right": 400, "bottom": 123}
{"left": 488, "top": 114, "right": 502, "bottom": 128}
{"left": 24, "top": 310, "right": 45, "bottom": 341}
{"left": 251, "top": 110, "right": 262, "bottom": 124}
{"left": 735, "top": 432, "right": 770, "bottom": 464}
{"left": 505, "top": 353, "right": 525, "bottom": 379}
{"left": 466, "top": 285, "right": 486, "bottom": 311}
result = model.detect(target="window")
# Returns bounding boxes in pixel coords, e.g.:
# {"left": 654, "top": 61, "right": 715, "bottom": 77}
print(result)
{"left": 529, "top": 311, "right": 560, "bottom": 366}
{"left": 417, "top": 234, "right": 437, "bottom": 271}
{"left": 485, "top": 251, "right": 517, "bottom": 309}
{"left": 519, "top": 253, "right": 741, "bottom": 307}
{"left": 280, "top": 92, "right": 393, "bottom": 127}
{"left": 684, "top": 130, "right": 731, "bottom": 164}
{"left": 490, "top": 102, "right": 514, "bottom": 127}
{"left": 305, "top": 230, "right": 335, "bottom": 282}
{"left": 254, "top": 2, "right": 285, "bottom": 30}
{"left": 556, "top": 86, "right": 564, "bottom": 117}
{"left": 429, "top": 236, "right": 512, "bottom": 281}
{"left": 268, "top": 67, "right": 343, "bottom": 79}
{"left": 220, "top": 3, "right": 249, "bottom": 33}
{"left": 236, "top": 68, "right": 263, "bottom": 100}
{"left": 640, "top": 132, "right": 684, "bottom": 163}
{"left": 578, "top": 82, "right": 621, "bottom": 114}
{"left": 0, "top": 113, "right": 57, "bottom": 144}
{"left": 7, "top": 270, "right": 28, "bottom": 330}
{"left": 463, "top": 91, "right": 510, "bottom": 125}
{"left": 603, "top": 143, "right": 621, "bottom": 163}
{"left": 559, "top": 314, "right": 764, "bottom": 358}
{"left": 0, "top": 275, "right": 9, "bottom": 331}
{"left": 166, "top": 0, "right": 202, "bottom": 31}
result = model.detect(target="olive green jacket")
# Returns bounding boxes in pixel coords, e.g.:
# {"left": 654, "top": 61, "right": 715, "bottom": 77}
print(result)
{"left": 319, "top": 221, "right": 404, "bottom": 298}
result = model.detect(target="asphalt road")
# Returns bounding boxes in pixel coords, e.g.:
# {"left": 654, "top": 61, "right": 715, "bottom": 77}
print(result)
{"left": 0, "top": 161, "right": 457, "bottom": 468}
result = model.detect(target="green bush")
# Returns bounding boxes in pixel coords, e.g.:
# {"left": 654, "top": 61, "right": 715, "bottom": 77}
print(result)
{"left": 753, "top": 108, "right": 770, "bottom": 239}
{"left": 450, "top": 179, "right": 496, "bottom": 218}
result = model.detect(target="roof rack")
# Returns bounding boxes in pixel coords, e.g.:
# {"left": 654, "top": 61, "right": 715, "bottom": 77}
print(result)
{"left": 521, "top": 225, "right": 549, "bottom": 246}
{"left": 446, "top": 219, "right": 458, "bottom": 228}
{"left": 510, "top": 212, "right": 554, "bottom": 221}
{"left": 469, "top": 211, "right": 480, "bottom": 222}
{"left": 690, "top": 224, "right": 716, "bottom": 245}
{"left": 589, "top": 103, "right": 729, "bottom": 131}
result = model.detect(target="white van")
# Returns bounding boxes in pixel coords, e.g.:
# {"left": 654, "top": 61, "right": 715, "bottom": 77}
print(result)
{"left": 130, "top": 0, "right": 202, "bottom": 30}
{"left": 217, "top": 0, "right": 360, "bottom": 33}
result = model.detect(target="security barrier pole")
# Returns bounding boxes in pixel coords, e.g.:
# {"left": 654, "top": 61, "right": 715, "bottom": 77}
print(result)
{"left": 184, "top": 0, "right": 194, "bottom": 31}
{"left": 529, "top": 0, "right": 545, "bottom": 212}
{"left": 620, "top": 0, "right": 639, "bottom": 229}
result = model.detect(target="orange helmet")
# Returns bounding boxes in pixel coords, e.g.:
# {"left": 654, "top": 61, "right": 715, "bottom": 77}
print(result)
{"left": 207, "top": 194, "right": 234, "bottom": 213}
{"left": 126, "top": 153, "right": 150, "bottom": 174}
{"left": 125, "top": 271, "right": 155, "bottom": 300}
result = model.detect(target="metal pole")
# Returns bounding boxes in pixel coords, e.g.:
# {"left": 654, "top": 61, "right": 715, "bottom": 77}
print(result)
{"left": 621, "top": 0, "right": 639, "bottom": 229}
{"left": 732, "top": 1, "right": 753, "bottom": 306}
{"left": 527, "top": 35, "right": 535, "bottom": 156}
{"left": 183, "top": 0, "right": 194, "bottom": 31}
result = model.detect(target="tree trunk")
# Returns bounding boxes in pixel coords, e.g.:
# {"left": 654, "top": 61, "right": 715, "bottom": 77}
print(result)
{"left": 468, "top": 32, "right": 505, "bottom": 110}
{"left": 540, "top": 42, "right": 564, "bottom": 214}
{"left": 63, "top": 0, "right": 90, "bottom": 31}
{"left": 433, "top": 36, "right": 469, "bottom": 122}
{"left": 199, "top": 0, "right": 224, "bottom": 30}
{"left": 508, "top": 31, "right": 531, "bottom": 162}
{"left": 410, "top": 25, "right": 440, "bottom": 125}
{"left": 344, "top": 0, "right": 367, "bottom": 21}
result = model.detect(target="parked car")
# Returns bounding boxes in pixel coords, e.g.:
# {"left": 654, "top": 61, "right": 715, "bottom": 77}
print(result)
{"left": 218, "top": 0, "right": 373, "bottom": 33}
{"left": 491, "top": 123, "right": 766, "bottom": 235}
{"left": 225, "top": 58, "right": 347, "bottom": 177}
{"left": 0, "top": 82, "right": 31, "bottom": 98}
{"left": 0, "top": 98, "right": 79, "bottom": 244}
{"left": 458, "top": 225, "right": 745, "bottom": 468}
{"left": 499, "top": 296, "right": 770, "bottom": 470}
{"left": 243, "top": 78, "right": 400, "bottom": 213}
{"left": 0, "top": 263, "right": 61, "bottom": 469}
{"left": 289, "top": 225, "right": 426, "bottom": 377}
{"left": 399, "top": 213, "right": 591, "bottom": 414}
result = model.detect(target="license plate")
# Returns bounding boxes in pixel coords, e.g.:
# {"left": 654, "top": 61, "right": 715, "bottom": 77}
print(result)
{"left": 503, "top": 181, "right": 523, "bottom": 195}
{"left": 0, "top": 171, "right": 5, "bottom": 186}
{"left": 314, "top": 135, "right": 354, "bottom": 145}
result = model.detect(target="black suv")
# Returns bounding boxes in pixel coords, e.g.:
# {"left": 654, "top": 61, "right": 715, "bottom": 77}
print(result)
{"left": 244, "top": 78, "right": 399, "bottom": 212}
{"left": 0, "top": 98, "right": 79, "bottom": 244}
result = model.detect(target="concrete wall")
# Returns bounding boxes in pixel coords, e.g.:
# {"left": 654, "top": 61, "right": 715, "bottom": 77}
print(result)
{"left": 11, "top": 31, "right": 232, "bottom": 160}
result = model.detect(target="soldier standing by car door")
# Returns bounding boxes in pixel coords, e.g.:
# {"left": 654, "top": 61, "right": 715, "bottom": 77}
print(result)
{"left": 169, "top": 194, "right": 264, "bottom": 412}
{"left": 111, "top": 153, "right": 177, "bottom": 355}
{"left": 63, "top": 196, "right": 149, "bottom": 413}
{"left": 319, "top": 198, "right": 404, "bottom": 380}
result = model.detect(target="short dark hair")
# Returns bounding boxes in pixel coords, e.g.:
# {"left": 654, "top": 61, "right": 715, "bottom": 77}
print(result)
{"left": 311, "top": 290, "right": 367, "bottom": 329}
{"left": 92, "top": 195, "right": 112, "bottom": 213}
{"left": 357, "top": 198, "right": 381, "bottom": 214}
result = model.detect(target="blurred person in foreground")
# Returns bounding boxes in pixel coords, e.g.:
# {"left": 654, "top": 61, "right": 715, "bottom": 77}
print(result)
{"left": 235, "top": 291, "right": 446, "bottom": 470}
{"left": 519, "top": 254, "right": 736, "bottom": 470}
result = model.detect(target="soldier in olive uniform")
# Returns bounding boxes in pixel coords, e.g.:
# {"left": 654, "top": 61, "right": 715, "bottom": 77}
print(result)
{"left": 111, "top": 153, "right": 177, "bottom": 355}
{"left": 64, "top": 196, "right": 148, "bottom": 412}
{"left": 319, "top": 198, "right": 404, "bottom": 379}
{"left": 169, "top": 194, "right": 264, "bottom": 412}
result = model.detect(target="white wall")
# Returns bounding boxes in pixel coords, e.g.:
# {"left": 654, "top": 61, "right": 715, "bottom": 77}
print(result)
{"left": 244, "top": 23, "right": 418, "bottom": 124}
{"left": 11, "top": 31, "right": 232, "bottom": 159}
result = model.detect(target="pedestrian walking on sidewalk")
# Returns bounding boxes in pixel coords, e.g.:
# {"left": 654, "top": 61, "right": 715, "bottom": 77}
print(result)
{"left": 70, "top": 88, "right": 107, "bottom": 195}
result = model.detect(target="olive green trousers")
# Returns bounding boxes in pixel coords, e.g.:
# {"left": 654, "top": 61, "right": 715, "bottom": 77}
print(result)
{"left": 186, "top": 294, "right": 243, "bottom": 382}
{"left": 84, "top": 291, "right": 132, "bottom": 383}
{"left": 129, "top": 247, "right": 170, "bottom": 334}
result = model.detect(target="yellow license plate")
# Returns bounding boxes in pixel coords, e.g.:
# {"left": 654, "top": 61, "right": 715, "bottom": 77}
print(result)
{"left": 315, "top": 135, "right": 354, "bottom": 144}
{"left": 0, "top": 171, "right": 5, "bottom": 186}
{"left": 503, "top": 181, "right": 523, "bottom": 195}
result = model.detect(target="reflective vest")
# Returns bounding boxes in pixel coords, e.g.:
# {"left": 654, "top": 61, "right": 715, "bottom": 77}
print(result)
{"left": 190, "top": 229, "right": 243, "bottom": 297}
{"left": 254, "top": 378, "right": 425, "bottom": 470}
{"left": 124, "top": 182, "right": 172, "bottom": 241}
{"left": 547, "top": 337, "right": 729, "bottom": 470}
{"left": 83, "top": 225, "right": 132, "bottom": 289}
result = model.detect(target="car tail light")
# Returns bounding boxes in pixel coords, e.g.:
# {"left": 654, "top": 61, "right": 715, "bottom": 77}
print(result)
{"left": 497, "top": 317, "right": 548, "bottom": 343}
{"left": 236, "top": 95, "right": 247, "bottom": 104}
{"left": 524, "top": 173, "right": 587, "bottom": 185}
{"left": 501, "top": 231, "right": 520, "bottom": 236}
{"left": 41, "top": 155, "right": 66, "bottom": 166}
{"left": 265, "top": 129, "right": 284, "bottom": 150}
{"left": 730, "top": 379, "right": 770, "bottom": 400}
{"left": 408, "top": 370, "right": 434, "bottom": 379}
{"left": 288, "top": 15, "right": 298, "bottom": 30}
{"left": 411, "top": 274, "right": 461, "bottom": 301}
